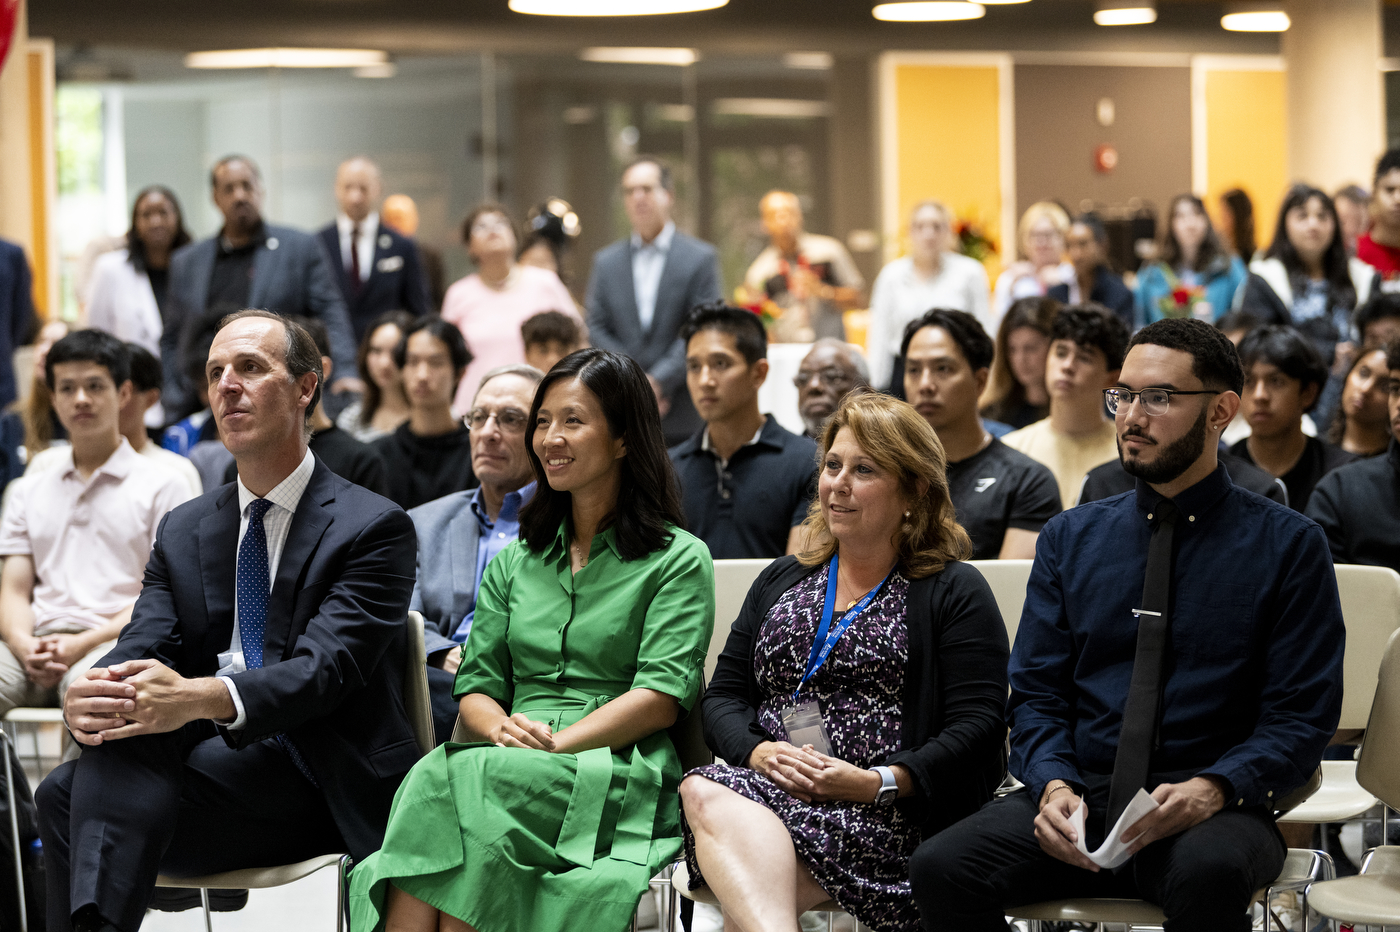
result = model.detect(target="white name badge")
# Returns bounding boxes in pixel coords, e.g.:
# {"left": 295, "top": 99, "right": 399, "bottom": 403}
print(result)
{"left": 780, "top": 698, "right": 833, "bottom": 756}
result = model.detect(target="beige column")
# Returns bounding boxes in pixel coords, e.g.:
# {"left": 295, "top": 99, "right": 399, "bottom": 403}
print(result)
{"left": 1282, "top": 0, "right": 1385, "bottom": 191}
{"left": 0, "top": 0, "right": 32, "bottom": 249}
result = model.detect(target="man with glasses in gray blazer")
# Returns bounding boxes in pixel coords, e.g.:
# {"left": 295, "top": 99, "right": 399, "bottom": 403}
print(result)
{"left": 406, "top": 364, "right": 541, "bottom": 742}
{"left": 585, "top": 156, "right": 723, "bottom": 445}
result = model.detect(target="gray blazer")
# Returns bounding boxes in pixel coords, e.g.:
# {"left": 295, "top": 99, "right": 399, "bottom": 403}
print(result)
{"left": 407, "top": 489, "right": 482, "bottom": 658}
{"left": 162, "top": 223, "right": 358, "bottom": 415}
{"left": 585, "top": 230, "right": 722, "bottom": 438}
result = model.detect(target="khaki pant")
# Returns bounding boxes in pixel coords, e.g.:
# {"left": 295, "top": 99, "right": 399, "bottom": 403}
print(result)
{"left": 0, "top": 625, "right": 116, "bottom": 714}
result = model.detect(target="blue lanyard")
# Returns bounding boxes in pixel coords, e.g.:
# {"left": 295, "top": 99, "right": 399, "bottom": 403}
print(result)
{"left": 793, "top": 554, "right": 892, "bottom": 702}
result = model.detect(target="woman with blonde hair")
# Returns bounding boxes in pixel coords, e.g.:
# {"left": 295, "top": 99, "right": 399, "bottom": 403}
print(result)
{"left": 681, "top": 392, "right": 1009, "bottom": 932}
{"left": 990, "top": 202, "right": 1072, "bottom": 333}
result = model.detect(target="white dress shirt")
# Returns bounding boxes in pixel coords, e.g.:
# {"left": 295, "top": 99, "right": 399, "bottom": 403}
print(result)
{"left": 631, "top": 220, "right": 675, "bottom": 333}
{"left": 336, "top": 212, "right": 378, "bottom": 284}
{"left": 217, "top": 449, "right": 316, "bottom": 729}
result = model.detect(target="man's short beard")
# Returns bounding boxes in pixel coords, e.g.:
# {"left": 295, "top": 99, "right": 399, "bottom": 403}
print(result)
{"left": 1120, "top": 404, "right": 1210, "bottom": 485}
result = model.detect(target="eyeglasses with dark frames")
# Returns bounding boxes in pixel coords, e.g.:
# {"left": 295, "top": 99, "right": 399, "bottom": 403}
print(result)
{"left": 1103, "top": 388, "right": 1220, "bottom": 417}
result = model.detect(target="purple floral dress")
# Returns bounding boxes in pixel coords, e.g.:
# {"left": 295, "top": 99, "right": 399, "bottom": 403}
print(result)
{"left": 682, "top": 565, "right": 920, "bottom": 932}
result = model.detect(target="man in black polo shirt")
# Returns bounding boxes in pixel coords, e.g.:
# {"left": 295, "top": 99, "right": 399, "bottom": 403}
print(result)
{"left": 1306, "top": 340, "right": 1400, "bottom": 569}
{"left": 902, "top": 308, "right": 1061, "bottom": 559}
{"left": 669, "top": 302, "right": 817, "bottom": 558}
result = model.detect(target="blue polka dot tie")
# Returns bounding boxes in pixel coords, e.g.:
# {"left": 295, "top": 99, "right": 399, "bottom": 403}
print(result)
{"left": 238, "top": 498, "right": 317, "bottom": 786}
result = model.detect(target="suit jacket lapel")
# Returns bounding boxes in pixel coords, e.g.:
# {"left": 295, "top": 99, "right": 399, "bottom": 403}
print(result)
{"left": 198, "top": 485, "right": 241, "bottom": 662}
{"left": 249, "top": 231, "right": 284, "bottom": 308}
{"left": 651, "top": 235, "right": 687, "bottom": 344}
{"left": 320, "top": 226, "right": 354, "bottom": 303}
{"left": 618, "top": 243, "right": 643, "bottom": 337}
{"left": 266, "top": 463, "right": 336, "bottom": 661}
{"left": 450, "top": 503, "right": 482, "bottom": 618}
{"left": 189, "top": 240, "right": 217, "bottom": 321}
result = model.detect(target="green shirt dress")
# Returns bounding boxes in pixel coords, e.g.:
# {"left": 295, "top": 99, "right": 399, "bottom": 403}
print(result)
{"left": 349, "top": 520, "right": 715, "bottom": 932}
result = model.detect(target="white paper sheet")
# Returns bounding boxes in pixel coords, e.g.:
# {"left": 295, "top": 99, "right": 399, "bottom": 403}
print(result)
{"left": 1069, "top": 788, "right": 1161, "bottom": 869}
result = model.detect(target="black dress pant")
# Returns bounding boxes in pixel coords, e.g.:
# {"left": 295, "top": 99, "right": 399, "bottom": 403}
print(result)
{"left": 36, "top": 723, "right": 345, "bottom": 932}
{"left": 910, "top": 779, "right": 1285, "bottom": 932}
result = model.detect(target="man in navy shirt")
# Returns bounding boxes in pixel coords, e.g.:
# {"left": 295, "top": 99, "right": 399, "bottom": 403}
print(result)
{"left": 911, "top": 318, "right": 1344, "bottom": 932}
{"left": 669, "top": 303, "right": 816, "bottom": 558}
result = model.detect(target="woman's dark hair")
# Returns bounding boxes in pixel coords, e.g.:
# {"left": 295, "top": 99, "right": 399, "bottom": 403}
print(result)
{"left": 45, "top": 329, "right": 132, "bottom": 391}
{"left": 125, "top": 186, "right": 192, "bottom": 273}
{"left": 1238, "top": 325, "right": 1329, "bottom": 410}
{"left": 1129, "top": 318, "right": 1245, "bottom": 395}
{"left": 900, "top": 308, "right": 994, "bottom": 372}
{"left": 1221, "top": 188, "right": 1256, "bottom": 260}
{"left": 980, "top": 296, "right": 1060, "bottom": 421}
{"left": 1327, "top": 343, "right": 1390, "bottom": 445}
{"left": 518, "top": 348, "right": 685, "bottom": 561}
{"left": 1051, "top": 305, "right": 1130, "bottom": 372}
{"left": 680, "top": 301, "right": 768, "bottom": 366}
{"left": 394, "top": 317, "right": 473, "bottom": 376}
{"left": 461, "top": 203, "right": 519, "bottom": 255}
{"left": 1265, "top": 184, "right": 1356, "bottom": 313}
{"left": 1159, "top": 194, "right": 1227, "bottom": 274}
{"left": 521, "top": 310, "right": 582, "bottom": 350}
{"left": 355, "top": 310, "right": 416, "bottom": 426}
{"left": 1375, "top": 148, "right": 1400, "bottom": 185}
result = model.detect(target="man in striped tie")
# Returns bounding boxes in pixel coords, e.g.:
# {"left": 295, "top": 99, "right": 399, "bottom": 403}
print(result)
{"left": 37, "top": 310, "right": 418, "bottom": 932}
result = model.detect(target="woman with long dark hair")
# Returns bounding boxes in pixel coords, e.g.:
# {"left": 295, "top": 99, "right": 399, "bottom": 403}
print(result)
{"left": 85, "top": 186, "right": 192, "bottom": 358}
{"left": 1327, "top": 344, "right": 1392, "bottom": 457}
{"left": 1219, "top": 188, "right": 1257, "bottom": 260}
{"left": 1135, "top": 193, "right": 1247, "bottom": 325}
{"left": 978, "top": 296, "right": 1059, "bottom": 429}
{"left": 350, "top": 348, "right": 715, "bottom": 932}
{"left": 335, "top": 310, "right": 416, "bottom": 443}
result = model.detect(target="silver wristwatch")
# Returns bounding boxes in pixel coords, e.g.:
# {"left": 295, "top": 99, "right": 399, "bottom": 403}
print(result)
{"left": 871, "top": 765, "right": 898, "bottom": 807}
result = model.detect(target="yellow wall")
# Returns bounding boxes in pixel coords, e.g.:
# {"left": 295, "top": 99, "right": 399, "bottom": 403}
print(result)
{"left": 1204, "top": 69, "right": 1288, "bottom": 236}
{"left": 892, "top": 63, "right": 1004, "bottom": 272}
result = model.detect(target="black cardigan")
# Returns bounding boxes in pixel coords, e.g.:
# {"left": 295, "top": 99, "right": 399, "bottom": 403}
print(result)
{"left": 701, "top": 555, "right": 1010, "bottom": 840}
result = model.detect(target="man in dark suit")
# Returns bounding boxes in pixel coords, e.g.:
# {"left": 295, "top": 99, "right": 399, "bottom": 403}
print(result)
{"left": 161, "top": 156, "right": 360, "bottom": 419}
{"left": 0, "top": 238, "right": 35, "bottom": 409}
{"left": 585, "top": 156, "right": 723, "bottom": 444}
{"left": 37, "top": 311, "right": 418, "bottom": 932}
{"left": 317, "top": 156, "right": 430, "bottom": 343}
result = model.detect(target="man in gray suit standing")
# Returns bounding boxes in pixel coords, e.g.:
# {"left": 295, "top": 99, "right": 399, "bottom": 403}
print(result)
{"left": 586, "top": 156, "right": 723, "bottom": 444}
{"left": 406, "top": 363, "right": 540, "bottom": 742}
{"left": 161, "top": 155, "right": 360, "bottom": 418}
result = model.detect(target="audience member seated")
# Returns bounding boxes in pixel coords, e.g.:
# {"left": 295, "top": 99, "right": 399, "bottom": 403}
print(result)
{"left": 1327, "top": 344, "right": 1392, "bottom": 457}
{"left": 1229, "top": 325, "right": 1357, "bottom": 512}
{"left": 1135, "top": 193, "right": 1246, "bottom": 325}
{"left": 27, "top": 343, "right": 202, "bottom": 498}
{"left": 371, "top": 317, "right": 477, "bottom": 510}
{"left": 795, "top": 338, "right": 870, "bottom": 440}
{"left": 37, "top": 311, "right": 419, "bottom": 932}
{"left": 901, "top": 309, "right": 1060, "bottom": 559}
{"left": 1356, "top": 149, "right": 1400, "bottom": 283}
{"left": 1238, "top": 185, "right": 1373, "bottom": 369}
{"left": 350, "top": 348, "right": 714, "bottom": 932}
{"left": 1307, "top": 340, "right": 1400, "bottom": 570}
{"left": 991, "top": 202, "right": 1072, "bottom": 334}
{"left": 162, "top": 337, "right": 218, "bottom": 456}
{"left": 910, "top": 318, "right": 1344, "bottom": 932}
{"left": 336, "top": 310, "right": 415, "bottom": 443}
{"left": 222, "top": 317, "right": 388, "bottom": 496}
{"left": 745, "top": 190, "right": 864, "bottom": 343}
{"left": 669, "top": 303, "right": 817, "bottom": 559}
{"left": 0, "top": 331, "right": 192, "bottom": 717}
{"left": 867, "top": 199, "right": 991, "bottom": 390}
{"left": 1218, "top": 187, "right": 1257, "bottom": 261}
{"left": 441, "top": 203, "right": 579, "bottom": 412}
{"left": 682, "top": 391, "right": 1008, "bottom": 932}
{"left": 1335, "top": 184, "right": 1370, "bottom": 258}
{"left": 521, "top": 309, "right": 585, "bottom": 375}
{"left": 1003, "top": 305, "right": 1128, "bottom": 507}
{"left": 979, "top": 297, "right": 1058, "bottom": 431}
{"left": 1216, "top": 309, "right": 1262, "bottom": 347}
{"left": 1049, "top": 214, "right": 1134, "bottom": 329}
{"left": 407, "top": 363, "right": 541, "bottom": 743}
{"left": 1355, "top": 292, "right": 1400, "bottom": 350}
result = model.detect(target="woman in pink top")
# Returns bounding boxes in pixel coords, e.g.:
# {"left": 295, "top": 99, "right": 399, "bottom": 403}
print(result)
{"left": 441, "top": 204, "right": 580, "bottom": 411}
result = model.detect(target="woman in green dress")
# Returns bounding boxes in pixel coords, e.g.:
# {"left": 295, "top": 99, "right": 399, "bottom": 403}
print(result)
{"left": 350, "top": 348, "right": 715, "bottom": 932}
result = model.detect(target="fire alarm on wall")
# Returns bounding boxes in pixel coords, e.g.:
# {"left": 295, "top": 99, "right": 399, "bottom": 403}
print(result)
{"left": 1094, "top": 144, "right": 1119, "bottom": 174}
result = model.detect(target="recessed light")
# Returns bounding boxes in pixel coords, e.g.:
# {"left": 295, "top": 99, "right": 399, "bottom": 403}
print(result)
{"left": 1095, "top": 0, "right": 1155, "bottom": 25}
{"left": 579, "top": 47, "right": 699, "bottom": 66}
{"left": 1221, "top": 4, "right": 1289, "bottom": 31}
{"left": 783, "top": 51, "right": 834, "bottom": 70}
{"left": 872, "top": 2, "right": 986, "bottom": 21}
{"left": 184, "top": 48, "right": 389, "bottom": 69}
{"left": 510, "top": 0, "right": 725, "bottom": 14}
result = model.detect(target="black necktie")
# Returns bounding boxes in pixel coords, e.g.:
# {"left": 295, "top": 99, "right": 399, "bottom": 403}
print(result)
{"left": 1105, "top": 498, "right": 1179, "bottom": 832}
{"left": 349, "top": 225, "right": 362, "bottom": 295}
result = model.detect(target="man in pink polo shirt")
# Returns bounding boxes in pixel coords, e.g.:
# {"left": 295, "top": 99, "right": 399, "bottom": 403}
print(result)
{"left": 0, "top": 330, "right": 191, "bottom": 713}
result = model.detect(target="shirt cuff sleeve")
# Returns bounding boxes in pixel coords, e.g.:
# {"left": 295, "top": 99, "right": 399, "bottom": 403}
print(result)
{"left": 216, "top": 675, "right": 247, "bottom": 730}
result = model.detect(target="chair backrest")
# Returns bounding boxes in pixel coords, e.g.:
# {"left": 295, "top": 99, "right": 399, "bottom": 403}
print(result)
{"left": 1335, "top": 565, "right": 1400, "bottom": 730}
{"left": 967, "top": 559, "right": 1033, "bottom": 651}
{"left": 1357, "top": 627, "right": 1400, "bottom": 809}
{"left": 404, "top": 612, "right": 436, "bottom": 755}
{"left": 709, "top": 558, "right": 774, "bottom": 681}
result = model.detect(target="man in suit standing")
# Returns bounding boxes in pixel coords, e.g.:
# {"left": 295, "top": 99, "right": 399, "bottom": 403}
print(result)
{"left": 162, "top": 156, "right": 360, "bottom": 419}
{"left": 318, "top": 157, "right": 430, "bottom": 343}
{"left": 586, "top": 156, "right": 723, "bottom": 444}
{"left": 0, "top": 238, "right": 35, "bottom": 410}
{"left": 37, "top": 311, "right": 418, "bottom": 932}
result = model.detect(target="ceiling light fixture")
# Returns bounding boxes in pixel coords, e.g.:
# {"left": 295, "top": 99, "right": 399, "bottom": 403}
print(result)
{"left": 872, "top": 2, "right": 986, "bottom": 22}
{"left": 783, "top": 51, "right": 834, "bottom": 70}
{"left": 184, "top": 48, "right": 388, "bottom": 69}
{"left": 1221, "top": 3, "right": 1289, "bottom": 31}
{"left": 980, "top": 0, "right": 1031, "bottom": 4}
{"left": 1094, "top": 0, "right": 1156, "bottom": 25}
{"left": 712, "top": 98, "right": 831, "bottom": 119}
{"left": 510, "top": 0, "right": 725, "bottom": 14}
{"left": 579, "top": 47, "right": 699, "bottom": 66}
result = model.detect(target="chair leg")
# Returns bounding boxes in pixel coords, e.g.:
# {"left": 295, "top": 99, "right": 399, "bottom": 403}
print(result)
{"left": 338, "top": 854, "right": 351, "bottom": 932}
{"left": 199, "top": 887, "right": 212, "bottom": 932}
{"left": 2, "top": 730, "right": 28, "bottom": 932}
